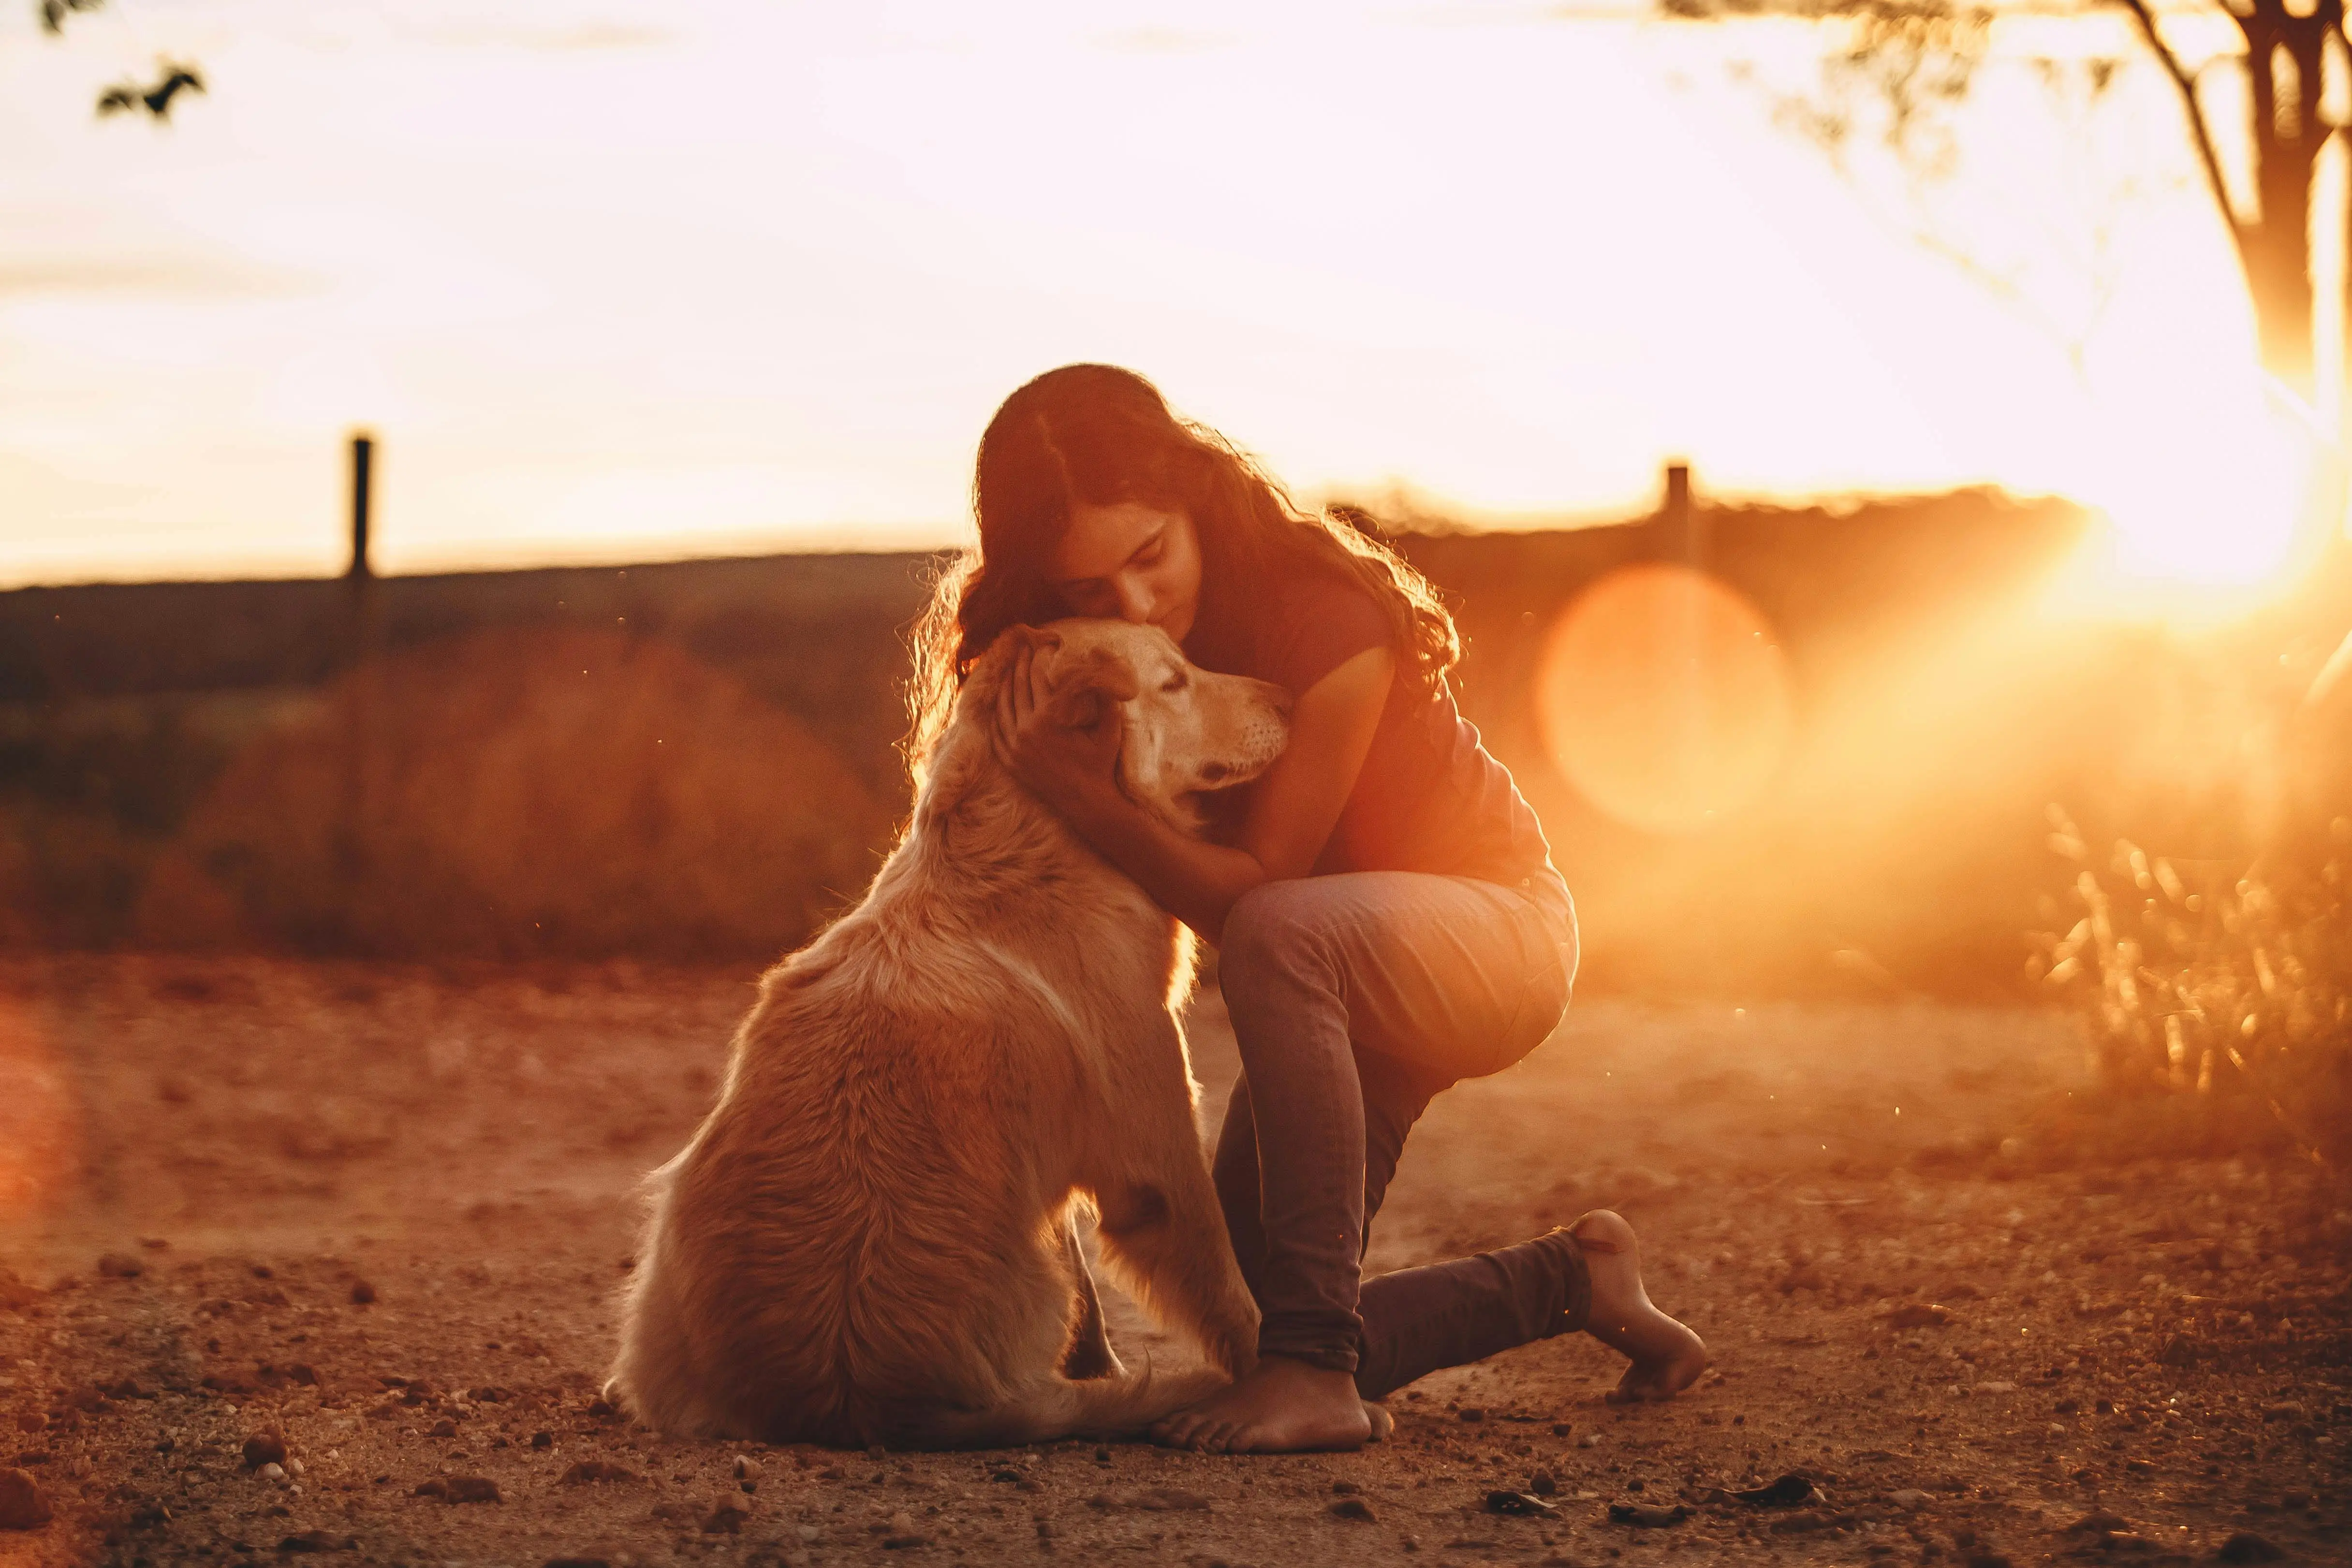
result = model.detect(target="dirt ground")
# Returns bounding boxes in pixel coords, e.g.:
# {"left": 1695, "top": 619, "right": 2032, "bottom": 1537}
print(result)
{"left": 0, "top": 955, "right": 2344, "bottom": 1568}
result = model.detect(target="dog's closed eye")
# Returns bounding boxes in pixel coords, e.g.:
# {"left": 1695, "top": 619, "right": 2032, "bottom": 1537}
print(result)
{"left": 1161, "top": 671, "right": 1188, "bottom": 693}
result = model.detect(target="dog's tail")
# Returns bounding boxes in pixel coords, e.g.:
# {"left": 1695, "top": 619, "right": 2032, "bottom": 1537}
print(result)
{"left": 873, "top": 1363, "right": 1230, "bottom": 1451}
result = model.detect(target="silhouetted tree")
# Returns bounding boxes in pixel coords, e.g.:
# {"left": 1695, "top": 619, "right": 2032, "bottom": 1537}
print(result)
{"left": 1661, "top": 0, "right": 2342, "bottom": 400}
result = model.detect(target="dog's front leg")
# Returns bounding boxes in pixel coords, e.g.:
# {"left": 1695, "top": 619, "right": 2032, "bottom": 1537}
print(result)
{"left": 1092, "top": 1158, "right": 1260, "bottom": 1381}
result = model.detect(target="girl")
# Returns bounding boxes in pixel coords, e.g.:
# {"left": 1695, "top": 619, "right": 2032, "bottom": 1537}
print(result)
{"left": 907, "top": 364, "right": 1706, "bottom": 1453}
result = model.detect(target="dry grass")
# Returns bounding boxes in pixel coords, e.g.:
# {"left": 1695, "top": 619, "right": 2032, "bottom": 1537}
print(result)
{"left": 130, "top": 628, "right": 893, "bottom": 960}
{"left": 2031, "top": 806, "right": 2351, "bottom": 1165}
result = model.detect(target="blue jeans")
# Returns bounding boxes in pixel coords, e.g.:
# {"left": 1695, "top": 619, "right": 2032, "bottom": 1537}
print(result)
{"left": 1211, "top": 870, "right": 1586, "bottom": 1398}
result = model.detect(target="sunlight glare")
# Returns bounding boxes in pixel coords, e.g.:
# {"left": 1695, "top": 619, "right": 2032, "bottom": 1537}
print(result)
{"left": 2043, "top": 333, "right": 2323, "bottom": 623}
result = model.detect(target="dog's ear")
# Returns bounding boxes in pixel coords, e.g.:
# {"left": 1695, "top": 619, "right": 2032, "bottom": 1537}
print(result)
{"left": 1046, "top": 644, "right": 1141, "bottom": 731}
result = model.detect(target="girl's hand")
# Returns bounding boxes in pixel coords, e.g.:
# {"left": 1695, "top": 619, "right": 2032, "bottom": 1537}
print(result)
{"left": 998, "top": 639, "right": 1129, "bottom": 824}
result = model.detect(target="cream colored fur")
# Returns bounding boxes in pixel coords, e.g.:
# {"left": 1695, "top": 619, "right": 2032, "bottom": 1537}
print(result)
{"left": 605, "top": 619, "right": 1290, "bottom": 1448}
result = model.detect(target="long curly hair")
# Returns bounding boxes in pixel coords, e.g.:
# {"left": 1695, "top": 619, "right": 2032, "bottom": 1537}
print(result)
{"left": 904, "top": 364, "right": 1459, "bottom": 778}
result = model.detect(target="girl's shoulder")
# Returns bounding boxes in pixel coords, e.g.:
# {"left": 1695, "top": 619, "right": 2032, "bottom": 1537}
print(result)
{"left": 1256, "top": 563, "right": 1396, "bottom": 698}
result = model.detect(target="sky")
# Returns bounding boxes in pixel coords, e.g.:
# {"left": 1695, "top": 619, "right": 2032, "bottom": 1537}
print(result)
{"left": 0, "top": 0, "right": 2292, "bottom": 586}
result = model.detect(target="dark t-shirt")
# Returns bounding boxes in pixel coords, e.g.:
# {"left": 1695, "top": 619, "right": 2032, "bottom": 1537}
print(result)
{"left": 1188, "top": 567, "right": 1565, "bottom": 904}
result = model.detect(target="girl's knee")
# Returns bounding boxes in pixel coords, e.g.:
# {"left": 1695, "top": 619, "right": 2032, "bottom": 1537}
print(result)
{"left": 1219, "top": 881, "right": 1336, "bottom": 992}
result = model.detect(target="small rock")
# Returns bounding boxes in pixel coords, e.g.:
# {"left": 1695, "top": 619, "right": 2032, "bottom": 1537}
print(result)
{"left": 1608, "top": 1502, "right": 1691, "bottom": 1528}
{"left": 1972, "top": 1381, "right": 2017, "bottom": 1394}
{"left": 1577, "top": 1431, "right": 1602, "bottom": 1448}
{"left": 1889, "top": 1489, "right": 1932, "bottom": 1509}
{"left": 1734, "top": 1474, "right": 1818, "bottom": 1508}
{"left": 1486, "top": 1490, "right": 1559, "bottom": 1517}
{"left": 2065, "top": 1512, "right": 2131, "bottom": 1535}
{"left": 427, "top": 1419, "right": 458, "bottom": 1438}
{"left": 96, "top": 1253, "right": 144, "bottom": 1279}
{"left": 1132, "top": 1487, "right": 1210, "bottom": 1511}
{"left": 1529, "top": 1469, "right": 1558, "bottom": 1496}
{"left": 2216, "top": 1533, "right": 2285, "bottom": 1564}
{"left": 243, "top": 1431, "right": 289, "bottom": 1470}
{"left": 702, "top": 1501, "right": 749, "bottom": 1534}
{"left": 2124, "top": 1459, "right": 2155, "bottom": 1477}
{"left": 349, "top": 1280, "right": 377, "bottom": 1305}
{"left": 881, "top": 1508, "right": 924, "bottom": 1548}
{"left": 1330, "top": 1496, "right": 1377, "bottom": 1522}
{"left": 1889, "top": 1304, "right": 1953, "bottom": 1330}
{"left": 259, "top": 1462, "right": 287, "bottom": 1482}
{"left": 1332, "top": 1480, "right": 1360, "bottom": 1495}
{"left": 1457, "top": 1407, "right": 1485, "bottom": 1422}
{"left": 412, "top": 1480, "right": 449, "bottom": 1500}
{"left": 443, "top": 1476, "right": 502, "bottom": 1504}
{"left": 275, "top": 1531, "right": 356, "bottom": 1553}
{"left": 0, "top": 1468, "right": 51, "bottom": 1530}
{"left": 559, "top": 1461, "right": 637, "bottom": 1485}
{"left": 733, "top": 1454, "right": 762, "bottom": 1481}
{"left": 530, "top": 1431, "right": 554, "bottom": 1450}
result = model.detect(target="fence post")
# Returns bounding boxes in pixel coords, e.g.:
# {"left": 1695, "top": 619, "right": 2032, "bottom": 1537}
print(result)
{"left": 339, "top": 432, "right": 381, "bottom": 897}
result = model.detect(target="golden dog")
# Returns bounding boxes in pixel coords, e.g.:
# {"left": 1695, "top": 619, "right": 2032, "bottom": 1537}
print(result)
{"left": 605, "top": 619, "right": 1290, "bottom": 1447}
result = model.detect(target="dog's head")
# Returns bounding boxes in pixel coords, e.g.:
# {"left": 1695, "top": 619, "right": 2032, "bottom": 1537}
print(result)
{"left": 973, "top": 619, "right": 1291, "bottom": 826}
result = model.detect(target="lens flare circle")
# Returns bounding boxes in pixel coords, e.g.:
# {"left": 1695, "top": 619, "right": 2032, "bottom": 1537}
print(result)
{"left": 1535, "top": 564, "right": 1796, "bottom": 836}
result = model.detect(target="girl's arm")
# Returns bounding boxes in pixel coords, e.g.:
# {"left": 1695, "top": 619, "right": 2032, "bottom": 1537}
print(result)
{"left": 1001, "top": 644, "right": 1395, "bottom": 943}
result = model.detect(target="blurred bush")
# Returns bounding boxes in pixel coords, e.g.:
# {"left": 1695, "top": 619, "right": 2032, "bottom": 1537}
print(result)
{"left": 129, "top": 627, "right": 890, "bottom": 959}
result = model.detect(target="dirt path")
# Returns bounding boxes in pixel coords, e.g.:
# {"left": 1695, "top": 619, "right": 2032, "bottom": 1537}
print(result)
{"left": 0, "top": 956, "right": 2344, "bottom": 1567}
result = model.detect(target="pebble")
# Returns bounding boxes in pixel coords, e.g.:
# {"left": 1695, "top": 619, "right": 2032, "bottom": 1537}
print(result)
{"left": 1889, "top": 1489, "right": 1931, "bottom": 1509}
{"left": 258, "top": 1462, "right": 287, "bottom": 1482}
{"left": 1607, "top": 1502, "right": 1691, "bottom": 1528}
{"left": 276, "top": 1532, "right": 357, "bottom": 1554}
{"left": 1890, "top": 1304, "right": 1954, "bottom": 1329}
{"left": 1330, "top": 1496, "right": 1378, "bottom": 1522}
{"left": 350, "top": 1280, "right": 377, "bottom": 1305}
{"left": 0, "top": 1468, "right": 51, "bottom": 1531}
{"left": 702, "top": 1501, "right": 749, "bottom": 1534}
{"left": 443, "top": 1476, "right": 503, "bottom": 1504}
{"left": 559, "top": 1461, "right": 637, "bottom": 1485}
{"left": 733, "top": 1454, "right": 762, "bottom": 1481}
{"left": 242, "top": 1431, "right": 289, "bottom": 1470}
{"left": 1529, "top": 1469, "right": 1558, "bottom": 1495}
{"left": 1577, "top": 1431, "right": 1602, "bottom": 1448}
{"left": 2217, "top": 1533, "right": 2284, "bottom": 1564}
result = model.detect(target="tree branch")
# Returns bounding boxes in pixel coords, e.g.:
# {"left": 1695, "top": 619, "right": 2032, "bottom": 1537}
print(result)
{"left": 2114, "top": 0, "right": 2240, "bottom": 234}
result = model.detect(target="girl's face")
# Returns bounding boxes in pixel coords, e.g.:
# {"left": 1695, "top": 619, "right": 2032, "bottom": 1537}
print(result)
{"left": 1045, "top": 500, "right": 1203, "bottom": 645}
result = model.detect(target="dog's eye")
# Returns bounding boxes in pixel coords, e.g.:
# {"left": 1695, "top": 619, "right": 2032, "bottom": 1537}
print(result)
{"left": 1161, "top": 671, "right": 1188, "bottom": 693}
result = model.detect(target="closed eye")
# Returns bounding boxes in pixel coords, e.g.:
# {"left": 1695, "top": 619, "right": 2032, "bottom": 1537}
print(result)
{"left": 1161, "top": 670, "right": 1189, "bottom": 693}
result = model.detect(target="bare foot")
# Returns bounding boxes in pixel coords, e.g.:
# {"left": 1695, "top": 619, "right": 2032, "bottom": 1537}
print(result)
{"left": 1147, "top": 1354, "right": 1376, "bottom": 1453}
{"left": 1571, "top": 1209, "right": 1709, "bottom": 1403}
